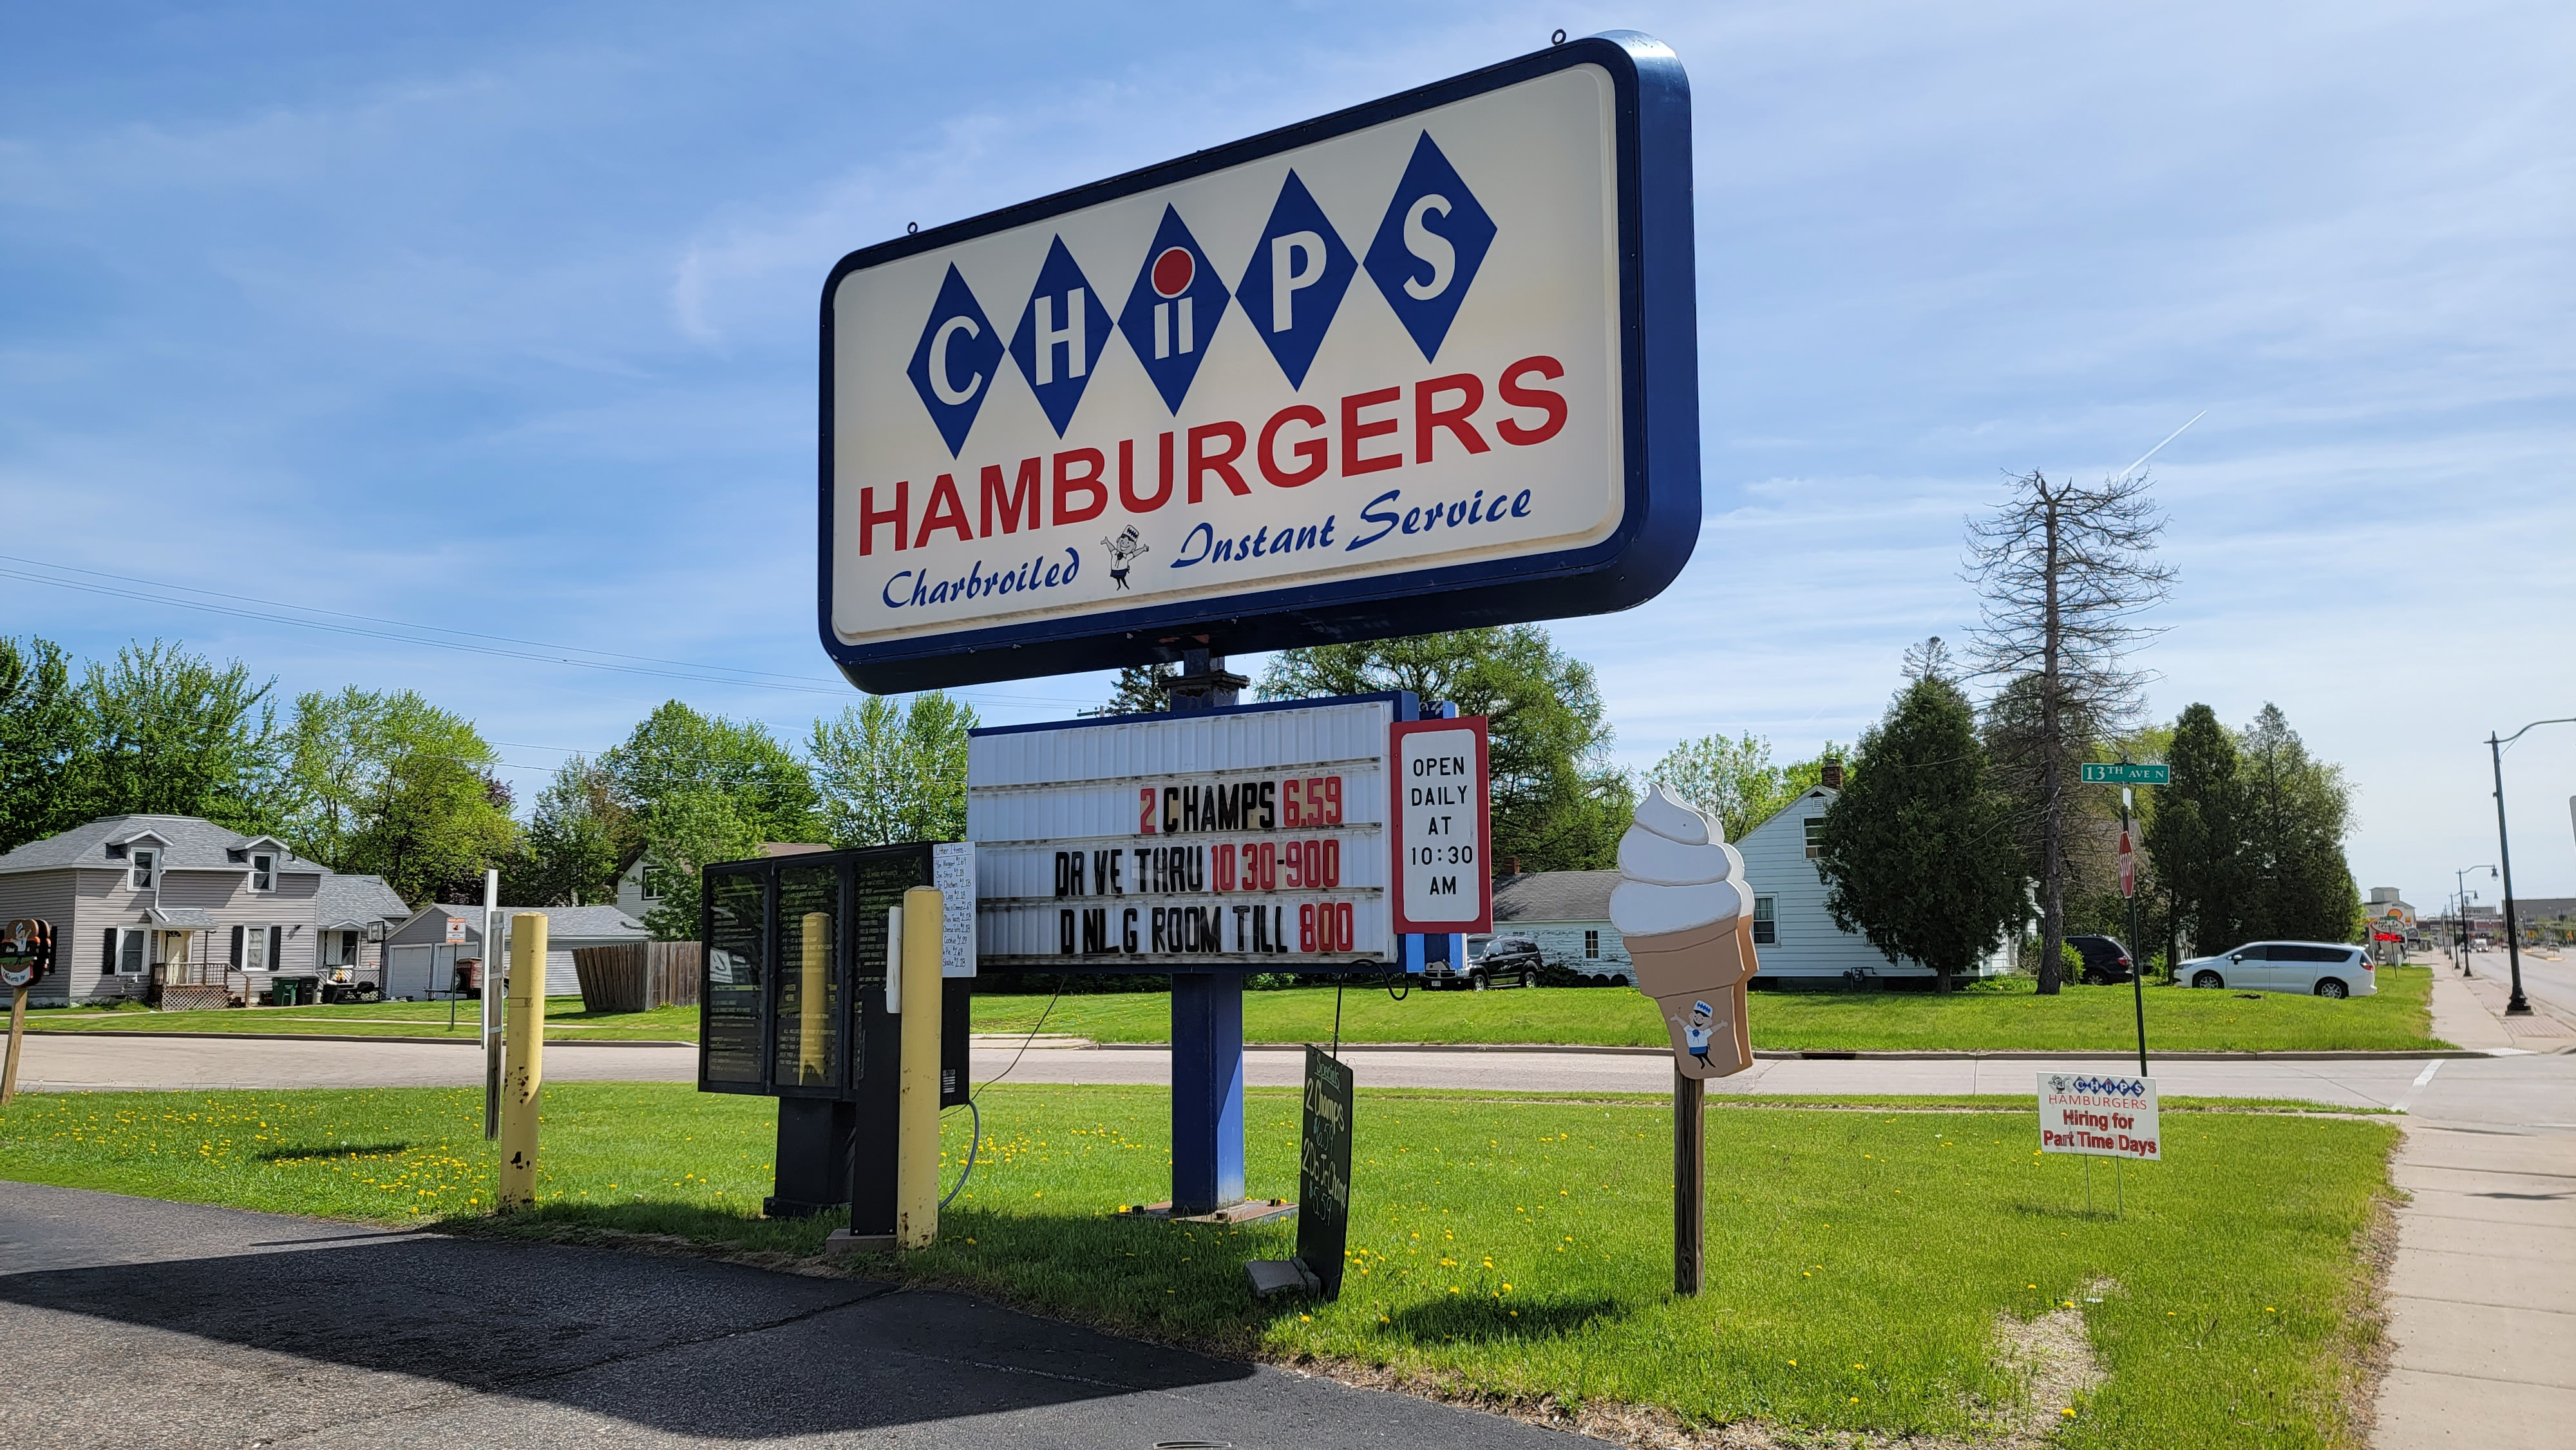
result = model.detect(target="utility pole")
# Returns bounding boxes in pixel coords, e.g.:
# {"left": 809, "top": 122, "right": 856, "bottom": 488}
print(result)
{"left": 2486, "top": 719, "right": 2574, "bottom": 1016}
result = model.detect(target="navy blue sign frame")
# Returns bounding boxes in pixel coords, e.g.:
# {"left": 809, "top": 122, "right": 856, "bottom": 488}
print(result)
{"left": 819, "top": 31, "right": 1698, "bottom": 693}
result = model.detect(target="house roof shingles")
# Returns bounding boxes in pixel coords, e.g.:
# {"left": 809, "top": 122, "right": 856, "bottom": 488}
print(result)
{"left": 0, "top": 814, "right": 327, "bottom": 877}
{"left": 317, "top": 873, "right": 412, "bottom": 927}
{"left": 1492, "top": 869, "right": 1619, "bottom": 923}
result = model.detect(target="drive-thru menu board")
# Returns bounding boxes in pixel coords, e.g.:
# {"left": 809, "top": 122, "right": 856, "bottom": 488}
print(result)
{"left": 968, "top": 697, "right": 1396, "bottom": 967}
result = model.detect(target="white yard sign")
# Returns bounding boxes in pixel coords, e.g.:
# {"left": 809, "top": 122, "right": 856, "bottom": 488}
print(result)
{"left": 1390, "top": 717, "right": 1491, "bottom": 934}
{"left": 967, "top": 699, "right": 1396, "bottom": 967}
{"left": 2037, "top": 1073, "right": 2161, "bottom": 1161}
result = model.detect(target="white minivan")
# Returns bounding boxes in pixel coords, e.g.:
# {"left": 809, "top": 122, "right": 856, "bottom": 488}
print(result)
{"left": 2182, "top": 941, "right": 2376, "bottom": 999}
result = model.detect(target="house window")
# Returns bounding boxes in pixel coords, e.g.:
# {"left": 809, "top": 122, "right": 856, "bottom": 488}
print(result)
{"left": 1803, "top": 819, "right": 1825, "bottom": 859}
{"left": 231, "top": 925, "right": 281, "bottom": 971}
{"left": 640, "top": 867, "right": 672, "bottom": 902}
{"left": 130, "top": 848, "right": 158, "bottom": 890}
{"left": 1753, "top": 896, "right": 1777, "bottom": 946}
{"left": 249, "top": 852, "right": 276, "bottom": 892}
{"left": 323, "top": 930, "right": 359, "bottom": 967}
{"left": 1584, "top": 930, "right": 1601, "bottom": 959}
{"left": 102, "top": 927, "right": 149, "bottom": 975}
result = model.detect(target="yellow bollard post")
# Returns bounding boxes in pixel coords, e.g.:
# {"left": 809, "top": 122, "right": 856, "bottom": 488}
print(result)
{"left": 498, "top": 912, "right": 547, "bottom": 1210}
{"left": 895, "top": 886, "right": 943, "bottom": 1248}
{"left": 800, "top": 911, "right": 829, "bottom": 1085}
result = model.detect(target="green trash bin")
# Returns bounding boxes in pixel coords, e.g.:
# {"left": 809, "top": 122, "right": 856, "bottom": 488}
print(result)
{"left": 274, "top": 979, "right": 300, "bottom": 1007}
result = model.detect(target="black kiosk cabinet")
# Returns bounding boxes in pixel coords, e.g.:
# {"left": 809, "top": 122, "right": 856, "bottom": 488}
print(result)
{"left": 697, "top": 843, "right": 969, "bottom": 1226}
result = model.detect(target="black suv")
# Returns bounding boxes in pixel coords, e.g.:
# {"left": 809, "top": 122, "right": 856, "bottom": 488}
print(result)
{"left": 2066, "top": 934, "right": 2136, "bottom": 985}
{"left": 1429, "top": 936, "right": 1540, "bottom": 990}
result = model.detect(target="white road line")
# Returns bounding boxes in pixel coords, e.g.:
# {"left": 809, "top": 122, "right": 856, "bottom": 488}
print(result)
{"left": 2392, "top": 1059, "right": 2444, "bottom": 1113}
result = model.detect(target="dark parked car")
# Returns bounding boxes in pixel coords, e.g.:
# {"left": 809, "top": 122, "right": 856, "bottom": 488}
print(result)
{"left": 1428, "top": 935, "right": 1540, "bottom": 990}
{"left": 2066, "top": 934, "right": 2136, "bottom": 985}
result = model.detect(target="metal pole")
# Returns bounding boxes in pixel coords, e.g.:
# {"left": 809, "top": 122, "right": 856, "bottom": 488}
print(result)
{"left": 482, "top": 869, "right": 502, "bottom": 1139}
{"left": 2124, "top": 790, "right": 2146, "bottom": 1077}
{"left": 2491, "top": 735, "right": 2532, "bottom": 1015}
{"left": 1674, "top": 1068, "right": 1703, "bottom": 1295}
{"left": 498, "top": 912, "right": 547, "bottom": 1209}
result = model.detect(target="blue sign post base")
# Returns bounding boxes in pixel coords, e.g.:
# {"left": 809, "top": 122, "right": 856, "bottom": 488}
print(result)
{"left": 1169, "top": 971, "right": 1247, "bottom": 1214}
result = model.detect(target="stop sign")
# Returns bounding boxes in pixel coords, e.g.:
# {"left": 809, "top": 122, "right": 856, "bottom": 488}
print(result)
{"left": 2117, "top": 831, "right": 2136, "bottom": 899}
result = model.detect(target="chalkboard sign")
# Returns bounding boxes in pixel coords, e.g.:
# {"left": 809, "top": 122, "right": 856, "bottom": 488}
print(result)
{"left": 1295, "top": 1045, "right": 1354, "bottom": 1300}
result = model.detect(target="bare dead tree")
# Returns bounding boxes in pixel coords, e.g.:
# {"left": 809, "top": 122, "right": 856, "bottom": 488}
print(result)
{"left": 1901, "top": 636, "right": 1953, "bottom": 683}
{"left": 1965, "top": 470, "right": 2173, "bottom": 995}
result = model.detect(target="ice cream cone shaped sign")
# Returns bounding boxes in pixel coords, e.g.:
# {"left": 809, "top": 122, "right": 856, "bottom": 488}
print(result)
{"left": 1613, "top": 784, "right": 1756, "bottom": 1078}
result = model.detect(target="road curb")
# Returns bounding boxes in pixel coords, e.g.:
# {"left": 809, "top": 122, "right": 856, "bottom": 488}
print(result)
{"left": 27, "top": 1030, "right": 694, "bottom": 1049}
{"left": 1032, "top": 1040, "right": 2508, "bottom": 1062}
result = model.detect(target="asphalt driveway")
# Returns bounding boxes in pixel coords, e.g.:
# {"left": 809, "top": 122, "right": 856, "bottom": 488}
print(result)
{"left": 0, "top": 1180, "right": 1591, "bottom": 1449}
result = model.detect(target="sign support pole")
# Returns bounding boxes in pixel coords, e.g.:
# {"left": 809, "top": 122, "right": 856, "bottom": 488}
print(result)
{"left": 2122, "top": 788, "right": 2146, "bottom": 1078}
{"left": 1, "top": 986, "right": 25, "bottom": 1107}
{"left": 482, "top": 869, "right": 502, "bottom": 1140}
{"left": 1674, "top": 1068, "right": 1703, "bottom": 1295}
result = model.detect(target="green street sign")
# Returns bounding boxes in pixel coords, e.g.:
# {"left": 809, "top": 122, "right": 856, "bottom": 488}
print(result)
{"left": 2082, "top": 763, "right": 2170, "bottom": 785}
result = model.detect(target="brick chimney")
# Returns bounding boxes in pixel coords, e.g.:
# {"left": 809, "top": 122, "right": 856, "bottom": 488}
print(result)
{"left": 1820, "top": 755, "right": 1844, "bottom": 789}
{"left": 1510, "top": 857, "right": 1522, "bottom": 876}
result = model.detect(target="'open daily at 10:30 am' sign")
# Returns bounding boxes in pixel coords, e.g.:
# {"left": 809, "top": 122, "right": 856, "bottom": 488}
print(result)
{"left": 818, "top": 33, "right": 1698, "bottom": 691}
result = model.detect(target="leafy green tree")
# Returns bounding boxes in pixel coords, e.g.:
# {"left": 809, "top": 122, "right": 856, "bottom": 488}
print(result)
{"left": 2239, "top": 703, "right": 2360, "bottom": 943}
{"left": 639, "top": 787, "right": 764, "bottom": 941}
{"left": 599, "top": 701, "right": 819, "bottom": 845}
{"left": 270, "top": 688, "right": 516, "bottom": 904}
{"left": 1094, "top": 663, "right": 1177, "bottom": 715}
{"left": 514, "top": 755, "right": 630, "bottom": 906}
{"left": 1812, "top": 678, "right": 2026, "bottom": 992}
{"left": 0, "top": 636, "right": 81, "bottom": 853}
{"left": 1260, "top": 626, "right": 1631, "bottom": 872}
{"left": 809, "top": 692, "right": 978, "bottom": 846}
{"left": 2144, "top": 703, "right": 2249, "bottom": 956}
{"left": 1651, "top": 733, "right": 1850, "bottom": 842}
{"left": 65, "top": 640, "right": 279, "bottom": 832}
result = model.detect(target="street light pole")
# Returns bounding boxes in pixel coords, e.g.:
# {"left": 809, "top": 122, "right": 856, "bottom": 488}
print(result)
{"left": 2487, "top": 718, "right": 2576, "bottom": 1017}
{"left": 2453, "top": 865, "right": 2495, "bottom": 978}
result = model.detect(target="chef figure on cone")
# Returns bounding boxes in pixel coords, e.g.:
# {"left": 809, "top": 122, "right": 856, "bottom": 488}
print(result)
{"left": 1611, "top": 784, "right": 1757, "bottom": 1079}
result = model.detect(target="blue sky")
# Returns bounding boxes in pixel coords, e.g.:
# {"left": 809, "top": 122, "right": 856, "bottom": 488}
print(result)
{"left": 4, "top": 1, "right": 2570, "bottom": 904}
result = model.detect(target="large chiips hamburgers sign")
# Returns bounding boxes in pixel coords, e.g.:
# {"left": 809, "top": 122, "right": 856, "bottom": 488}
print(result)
{"left": 819, "top": 33, "right": 1697, "bottom": 691}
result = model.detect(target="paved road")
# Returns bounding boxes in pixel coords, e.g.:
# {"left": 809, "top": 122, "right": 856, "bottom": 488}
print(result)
{"left": 2454, "top": 946, "right": 2576, "bottom": 1035}
{"left": 0, "top": 1180, "right": 1589, "bottom": 1449}
{"left": 17, "top": 1026, "right": 2552, "bottom": 1108}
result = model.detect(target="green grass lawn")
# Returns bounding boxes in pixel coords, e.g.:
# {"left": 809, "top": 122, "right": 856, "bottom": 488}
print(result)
{"left": 0, "top": 1080, "right": 2394, "bottom": 1447}
{"left": 974, "top": 965, "right": 2445, "bottom": 1053}
{"left": 24, "top": 965, "right": 2442, "bottom": 1055}
{"left": 28, "top": 997, "right": 694, "bottom": 1041}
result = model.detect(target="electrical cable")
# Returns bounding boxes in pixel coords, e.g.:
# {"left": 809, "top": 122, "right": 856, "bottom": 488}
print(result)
{"left": 943, "top": 973, "right": 1071, "bottom": 1208}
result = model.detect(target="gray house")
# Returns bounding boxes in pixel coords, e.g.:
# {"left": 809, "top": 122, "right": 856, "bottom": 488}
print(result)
{"left": 384, "top": 903, "right": 650, "bottom": 1001}
{"left": 1491, "top": 871, "right": 1633, "bottom": 984}
{"left": 0, "top": 814, "right": 411, "bottom": 1008}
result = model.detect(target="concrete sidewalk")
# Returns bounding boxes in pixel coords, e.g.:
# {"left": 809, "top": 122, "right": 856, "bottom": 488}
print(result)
{"left": 2374, "top": 969, "right": 2576, "bottom": 1448}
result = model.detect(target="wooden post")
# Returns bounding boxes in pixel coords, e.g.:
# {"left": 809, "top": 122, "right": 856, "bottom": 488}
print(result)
{"left": 1, "top": 986, "right": 26, "bottom": 1107}
{"left": 1674, "top": 1068, "right": 1703, "bottom": 1295}
{"left": 498, "top": 913, "right": 547, "bottom": 1210}
{"left": 895, "top": 887, "right": 943, "bottom": 1248}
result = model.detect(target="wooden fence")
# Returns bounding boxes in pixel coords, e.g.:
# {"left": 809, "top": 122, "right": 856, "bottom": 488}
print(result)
{"left": 571, "top": 942, "right": 701, "bottom": 1013}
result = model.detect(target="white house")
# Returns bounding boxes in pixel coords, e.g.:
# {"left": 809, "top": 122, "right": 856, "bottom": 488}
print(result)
{"left": 1488, "top": 765, "right": 2013, "bottom": 987}
{"left": 1490, "top": 871, "right": 1633, "bottom": 984}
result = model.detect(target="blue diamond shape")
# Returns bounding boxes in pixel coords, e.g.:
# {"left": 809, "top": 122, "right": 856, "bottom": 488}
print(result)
{"left": 906, "top": 264, "right": 1005, "bottom": 457}
{"left": 1235, "top": 170, "right": 1356, "bottom": 390}
{"left": 1364, "top": 132, "right": 1497, "bottom": 364}
{"left": 1007, "top": 236, "right": 1113, "bottom": 437}
{"left": 1116, "top": 206, "right": 1233, "bottom": 415}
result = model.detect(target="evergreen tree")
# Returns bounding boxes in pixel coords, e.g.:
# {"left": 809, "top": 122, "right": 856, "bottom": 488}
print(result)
{"left": 2145, "top": 703, "right": 2249, "bottom": 956}
{"left": 2239, "top": 704, "right": 2360, "bottom": 942}
{"left": 1812, "top": 677, "right": 2027, "bottom": 992}
{"left": 1261, "top": 626, "right": 1631, "bottom": 872}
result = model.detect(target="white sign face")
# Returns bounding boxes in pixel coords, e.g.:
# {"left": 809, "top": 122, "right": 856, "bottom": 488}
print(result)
{"left": 2038, "top": 1073, "right": 2161, "bottom": 1161}
{"left": 968, "top": 701, "right": 1394, "bottom": 967}
{"left": 933, "top": 841, "right": 978, "bottom": 978}
{"left": 1391, "top": 717, "right": 1491, "bottom": 933}
{"left": 828, "top": 65, "right": 1624, "bottom": 654}
{"left": 444, "top": 917, "right": 467, "bottom": 946}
